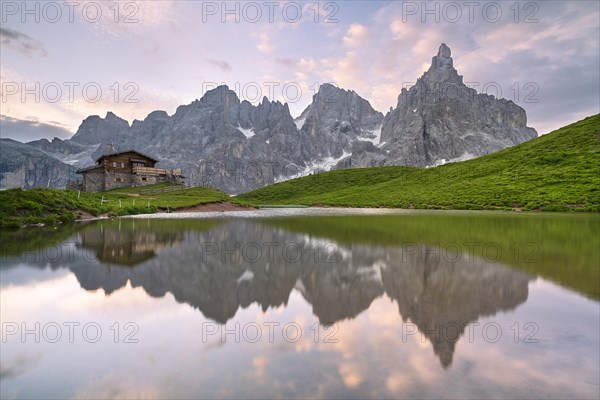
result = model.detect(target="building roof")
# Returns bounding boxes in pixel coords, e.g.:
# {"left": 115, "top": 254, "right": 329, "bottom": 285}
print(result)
{"left": 95, "top": 150, "right": 158, "bottom": 163}
{"left": 130, "top": 158, "right": 150, "bottom": 163}
{"left": 76, "top": 165, "right": 104, "bottom": 174}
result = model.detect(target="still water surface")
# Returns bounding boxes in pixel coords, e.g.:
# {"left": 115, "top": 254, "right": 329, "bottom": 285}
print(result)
{"left": 1, "top": 210, "right": 598, "bottom": 399}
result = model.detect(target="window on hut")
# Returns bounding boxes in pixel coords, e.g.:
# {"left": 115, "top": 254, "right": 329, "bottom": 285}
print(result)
{"left": 132, "top": 159, "right": 149, "bottom": 170}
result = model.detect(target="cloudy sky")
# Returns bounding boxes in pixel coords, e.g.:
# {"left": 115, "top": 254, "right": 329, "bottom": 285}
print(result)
{"left": 1, "top": 0, "right": 598, "bottom": 142}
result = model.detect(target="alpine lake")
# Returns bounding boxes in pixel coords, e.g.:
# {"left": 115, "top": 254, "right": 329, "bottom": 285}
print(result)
{"left": 1, "top": 209, "right": 598, "bottom": 399}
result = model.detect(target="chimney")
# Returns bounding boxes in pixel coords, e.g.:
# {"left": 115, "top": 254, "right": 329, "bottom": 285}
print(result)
{"left": 107, "top": 143, "right": 114, "bottom": 154}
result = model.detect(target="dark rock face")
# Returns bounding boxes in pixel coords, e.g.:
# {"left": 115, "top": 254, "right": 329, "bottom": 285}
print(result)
{"left": 25, "top": 137, "right": 99, "bottom": 170}
{"left": 27, "top": 137, "right": 87, "bottom": 156}
{"left": 333, "top": 141, "right": 388, "bottom": 170}
{"left": 20, "top": 43, "right": 537, "bottom": 193}
{"left": 296, "top": 83, "right": 384, "bottom": 160}
{"left": 0, "top": 139, "right": 75, "bottom": 189}
{"left": 69, "top": 111, "right": 131, "bottom": 147}
{"left": 370, "top": 43, "right": 537, "bottom": 168}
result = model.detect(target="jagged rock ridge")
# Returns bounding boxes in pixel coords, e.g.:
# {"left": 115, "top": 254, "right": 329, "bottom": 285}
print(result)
{"left": 4, "top": 43, "right": 538, "bottom": 192}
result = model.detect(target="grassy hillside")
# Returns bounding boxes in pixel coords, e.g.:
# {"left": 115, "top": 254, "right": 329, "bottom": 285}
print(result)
{"left": 0, "top": 183, "right": 229, "bottom": 229}
{"left": 239, "top": 115, "right": 600, "bottom": 211}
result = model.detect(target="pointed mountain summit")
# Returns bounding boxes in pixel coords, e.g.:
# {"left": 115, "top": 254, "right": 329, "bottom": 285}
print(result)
{"left": 424, "top": 42, "right": 463, "bottom": 84}
{"left": 340, "top": 43, "right": 537, "bottom": 169}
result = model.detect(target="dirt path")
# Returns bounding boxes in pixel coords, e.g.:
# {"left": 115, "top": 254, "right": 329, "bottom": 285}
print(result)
{"left": 174, "top": 202, "right": 256, "bottom": 213}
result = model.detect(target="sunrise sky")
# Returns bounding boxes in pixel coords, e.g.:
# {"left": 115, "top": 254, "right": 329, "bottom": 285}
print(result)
{"left": 1, "top": 0, "right": 599, "bottom": 142}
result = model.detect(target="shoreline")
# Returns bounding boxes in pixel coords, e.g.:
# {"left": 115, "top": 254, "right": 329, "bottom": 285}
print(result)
{"left": 173, "top": 201, "right": 256, "bottom": 213}
{"left": 122, "top": 207, "right": 543, "bottom": 220}
{"left": 8, "top": 202, "right": 596, "bottom": 229}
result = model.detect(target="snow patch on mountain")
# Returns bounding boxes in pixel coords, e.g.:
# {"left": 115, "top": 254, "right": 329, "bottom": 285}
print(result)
{"left": 275, "top": 151, "right": 352, "bottom": 182}
{"left": 429, "top": 152, "right": 476, "bottom": 167}
{"left": 237, "top": 126, "right": 255, "bottom": 139}
{"left": 237, "top": 270, "right": 254, "bottom": 284}
{"left": 46, "top": 143, "right": 100, "bottom": 168}
{"left": 357, "top": 261, "right": 384, "bottom": 285}
{"left": 358, "top": 124, "right": 382, "bottom": 145}
{"left": 294, "top": 116, "right": 306, "bottom": 130}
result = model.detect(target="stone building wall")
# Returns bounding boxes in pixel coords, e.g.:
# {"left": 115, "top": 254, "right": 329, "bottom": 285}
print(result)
{"left": 82, "top": 170, "right": 174, "bottom": 192}
{"left": 83, "top": 171, "right": 105, "bottom": 192}
{"left": 103, "top": 171, "right": 136, "bottom": 191}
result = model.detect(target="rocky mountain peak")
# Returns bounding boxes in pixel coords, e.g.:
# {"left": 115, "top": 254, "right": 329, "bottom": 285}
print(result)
{"left": 423, "top": 43, "right": 462, "bottom": 85}
{"left": 347, "top": 43, "right": 539, "bottom": 169}
{"left": 145, "top": 110, "right": 169, "bottom": 120}
{"left": 296, "top": 83, "right": 384, "bottom": 159}
{"left": 437, "top": 43, "right": 451, "bottom": 60}
{"left": 318, "top": 82, "right": 337, "bottom": 91}
{"left": 197, "top": 84, "right": 239, "bottom": 107}
{"left": 69, "top": 112, "right": 130, "bottom": 146}
{"left": 105, "top": 111, "right": 120, "bottom": 120}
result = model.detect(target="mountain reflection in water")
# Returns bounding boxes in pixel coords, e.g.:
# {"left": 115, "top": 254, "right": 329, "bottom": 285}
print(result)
{"left": 3, "top": 218, "right": 532, "bottom": 368}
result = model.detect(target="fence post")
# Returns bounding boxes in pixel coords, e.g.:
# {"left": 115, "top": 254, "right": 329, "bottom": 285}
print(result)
{"left": 119, "top": 199, "right": 122, "bottom": 208}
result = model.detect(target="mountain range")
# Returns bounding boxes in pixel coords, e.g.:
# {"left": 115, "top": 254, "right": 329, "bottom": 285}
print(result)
{"left": 0, "top": 44, "right": 537, "bottom": 193}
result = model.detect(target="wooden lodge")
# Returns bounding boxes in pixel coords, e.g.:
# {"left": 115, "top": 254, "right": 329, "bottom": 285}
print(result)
{"left": 75, "top": 150, "right": 183, "bottom": 192}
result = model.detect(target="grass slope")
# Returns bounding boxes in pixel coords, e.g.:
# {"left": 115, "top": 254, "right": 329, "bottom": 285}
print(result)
{"left": 0, "top": 183, "right": 228, "bottom": 229}
{"left": 239, "top": 115, "right": 600, "bottom": 211}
